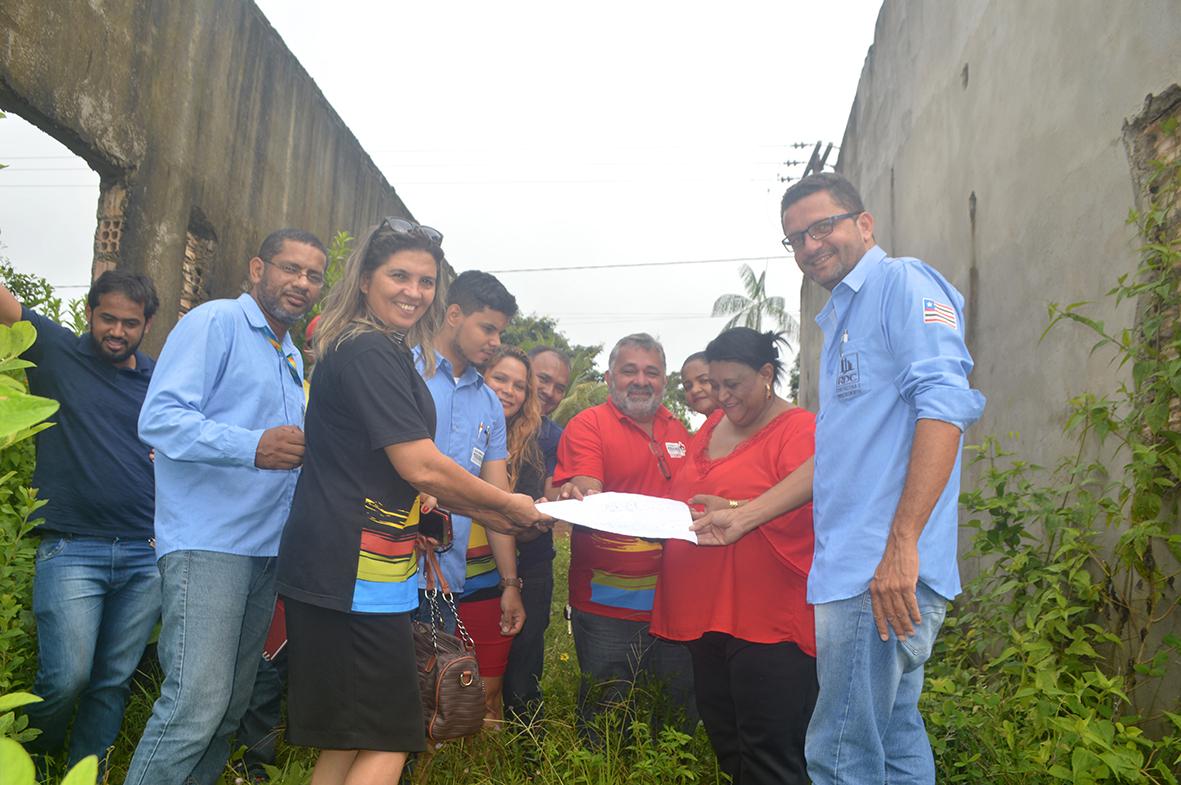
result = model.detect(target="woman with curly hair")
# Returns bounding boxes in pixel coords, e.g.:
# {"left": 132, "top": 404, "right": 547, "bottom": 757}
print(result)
{"left": 457, "top": 345, "right": 548, "bottom": 724}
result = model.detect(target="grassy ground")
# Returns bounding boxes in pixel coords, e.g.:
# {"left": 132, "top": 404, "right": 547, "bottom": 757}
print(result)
{"left": 88, "top": 530, "right": 724, "bottom": 785}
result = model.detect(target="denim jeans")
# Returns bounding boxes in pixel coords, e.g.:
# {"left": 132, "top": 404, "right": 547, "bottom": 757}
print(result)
{"left": 805, "top": 582, "right": 948, "bottom": 785}
{"left": 25, "top": 534, "right": 160, "bottom": 768}
{"left": 124, "top": 550, "right": 276, "bottom": 785}
{"left": 235, "top": 653, "right": 286, "bottom": 780}
{"left": 571, "top": 608, "right": 698, "bottom": 745}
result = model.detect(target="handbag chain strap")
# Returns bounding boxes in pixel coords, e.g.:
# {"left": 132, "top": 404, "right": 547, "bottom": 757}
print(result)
{"left": 422, "top": 546, "right": 476, "bottom": 651}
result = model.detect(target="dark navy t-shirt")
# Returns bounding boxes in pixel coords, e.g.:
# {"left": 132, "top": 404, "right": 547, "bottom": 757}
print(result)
{"left": 22, "top": 306, "right": 156, "bottom": 539}
{"left": 516, "top": 416, "right": 562, "bottom": 571}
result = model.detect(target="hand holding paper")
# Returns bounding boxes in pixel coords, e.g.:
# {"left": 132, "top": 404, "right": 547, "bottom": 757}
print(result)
{"left": 535, "top": 492, "right": 698, "bottom": 544}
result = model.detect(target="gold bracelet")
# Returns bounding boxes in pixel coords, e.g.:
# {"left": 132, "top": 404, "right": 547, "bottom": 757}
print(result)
{"left": 728, "top": 499, "right": 740, "bottom": 509}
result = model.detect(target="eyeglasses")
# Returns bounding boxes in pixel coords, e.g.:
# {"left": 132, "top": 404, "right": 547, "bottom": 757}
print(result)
{"left": 648, "top": 439, "right": 672, "bottom": 481}
{"left": 379, "top": 216, "right": 444, "bottom": 246}
{"left": 781, "top": 212, "right": 862, "bottom": 252}
{"left": 261, "top": 259, "right": 325, "bottom": 285}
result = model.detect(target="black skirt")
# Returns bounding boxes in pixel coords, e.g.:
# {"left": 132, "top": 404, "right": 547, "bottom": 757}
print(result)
{"left": 283, "top": 596, "right": 426, "bottom": 752}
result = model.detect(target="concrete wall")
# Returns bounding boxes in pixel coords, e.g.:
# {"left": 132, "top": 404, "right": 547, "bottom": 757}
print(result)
{"left": 800, "top": 0, "right": 1180, "bottom": 475}
{"left": 0, "top": 0, "right": 413, "bottom": 350}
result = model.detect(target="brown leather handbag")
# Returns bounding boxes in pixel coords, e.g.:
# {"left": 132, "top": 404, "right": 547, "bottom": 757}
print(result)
{"left": 414, "top": 547, "right": 486, "bottom": 741}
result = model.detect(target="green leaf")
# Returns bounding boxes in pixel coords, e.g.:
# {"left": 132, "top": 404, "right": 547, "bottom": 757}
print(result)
{"left": 0, "top": 358, "right": 35, "bottom": 373}
{"left": 0, "top": 738, "right": 36, "bottom": 785}
{"left": 0, "top": 321, "right": 37, "bottom": 359}
{"left": 0, "top": 692, "right": 42, "bottom": 712}
{"left": 0, "top": 391, "right": 59, "bottom": 444}
{"left": 61, "top": 754, "right": 99, "bottom": 785}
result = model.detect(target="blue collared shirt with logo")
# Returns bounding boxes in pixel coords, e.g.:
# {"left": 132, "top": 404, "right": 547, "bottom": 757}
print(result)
{"left": 810, "top": 245, "right": 986, "bottom": 605}
{"left": 139, "top": 293, "right": 306, "bottom": 559}
{"left": 413, "top": 348, "right": 508, "bottom": 591}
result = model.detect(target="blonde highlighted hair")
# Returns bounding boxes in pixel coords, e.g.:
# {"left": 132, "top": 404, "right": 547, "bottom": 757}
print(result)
{"left": 314, "top": 222, "right": 452, "bottom": 372}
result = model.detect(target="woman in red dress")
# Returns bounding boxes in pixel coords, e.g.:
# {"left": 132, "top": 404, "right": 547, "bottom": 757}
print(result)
{"left": 651, "top": 327, "right": 816, "bottom": 785}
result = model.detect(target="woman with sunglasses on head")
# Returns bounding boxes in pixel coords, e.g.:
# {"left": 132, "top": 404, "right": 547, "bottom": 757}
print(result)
{"left": 276, "top": 219, "right": 550, "bottom": 785}
{"left": 456, "top": 346, "right": 548, "bottom": 725}
{"left": 680, "top": 351, "right": 717, "bottom": 417}
{"left": 651, "top": 327, "right": 817, "bottom": 785}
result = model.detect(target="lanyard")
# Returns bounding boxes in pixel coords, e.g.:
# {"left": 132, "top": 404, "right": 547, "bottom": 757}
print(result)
{"left": 264, "top": 330, "right": 303, "bottom": 388}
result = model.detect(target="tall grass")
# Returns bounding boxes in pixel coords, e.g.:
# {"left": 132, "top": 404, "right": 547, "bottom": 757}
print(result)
{"left": 92, "top": 533, "right": 723, "bottom": 785}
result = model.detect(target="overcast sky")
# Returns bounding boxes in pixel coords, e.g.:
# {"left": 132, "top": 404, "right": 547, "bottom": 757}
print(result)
{"left": 0, "top": 0, "right": 882, "bottom": 377}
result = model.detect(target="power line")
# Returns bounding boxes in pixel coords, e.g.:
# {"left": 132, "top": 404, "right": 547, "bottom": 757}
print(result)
{"left": 486, "top": 255, "right": 783, "bottom": 274}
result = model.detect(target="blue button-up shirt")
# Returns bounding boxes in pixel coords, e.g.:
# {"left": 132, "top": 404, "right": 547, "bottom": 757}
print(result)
{"left": 811, "top": 246, "right": 986, "bottom": 604}
{"left": 139, "top": 293, "right": 306, "bottom": 558}
{"left": 414, "top": 348, "right": 508, "bottom": 591}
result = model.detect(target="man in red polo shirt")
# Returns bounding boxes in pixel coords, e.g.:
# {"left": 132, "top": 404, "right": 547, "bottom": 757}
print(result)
{"left": 554, "top": 332, "right": 697, "bottom": 743}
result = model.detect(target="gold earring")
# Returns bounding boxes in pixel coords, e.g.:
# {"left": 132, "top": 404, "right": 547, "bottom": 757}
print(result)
{"left": 765, "top": 382, "right": 772, "bottom": 400}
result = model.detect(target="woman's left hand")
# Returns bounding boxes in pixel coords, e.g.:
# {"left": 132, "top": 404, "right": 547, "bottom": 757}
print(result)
{"left": 499, "top": 587, "right": 526, "bottom": 636}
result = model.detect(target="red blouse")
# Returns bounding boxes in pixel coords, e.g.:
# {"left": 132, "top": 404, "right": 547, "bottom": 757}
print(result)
{"left": 650, "top": 407, "right": 816, "bottom": 655}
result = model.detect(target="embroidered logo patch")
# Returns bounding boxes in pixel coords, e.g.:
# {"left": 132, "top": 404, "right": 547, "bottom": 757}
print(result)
{"left": 836, "top": 352, "right": 862, "bottom": 401}
{"left": 922, "top": 298, "right": 957, "bottom": 329}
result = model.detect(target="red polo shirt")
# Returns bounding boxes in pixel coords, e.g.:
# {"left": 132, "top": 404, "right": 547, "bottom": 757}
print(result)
{"left": 553, "top": 399, "right": 691, "bottom": 621}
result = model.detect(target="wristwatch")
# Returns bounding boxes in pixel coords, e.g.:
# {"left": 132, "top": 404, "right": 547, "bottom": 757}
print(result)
{"left": 499, "top": 576, "right": 524, "bottom": 589}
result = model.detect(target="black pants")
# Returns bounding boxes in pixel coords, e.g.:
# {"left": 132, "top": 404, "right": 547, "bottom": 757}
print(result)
{"left": 503, "top": 563, "right": 554, "bottom": 723}
{"left": 686, "top": 632, "right": 818, "bottom": 785}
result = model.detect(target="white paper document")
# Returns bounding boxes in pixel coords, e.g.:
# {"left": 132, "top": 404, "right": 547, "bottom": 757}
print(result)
{"left": 536, "top": 492, "right": 698, "bottom": 544}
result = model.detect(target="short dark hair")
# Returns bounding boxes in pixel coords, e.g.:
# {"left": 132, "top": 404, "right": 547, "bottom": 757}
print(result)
{"left": 528, "top": 344, "right": 572, "bottom": 370}
{"left": 780, "top": 172, "right": 866, "bottom": 217}
{"left": 257, "top": 229, "right": 328, "bottom": 263}
{"left": 87, "top": 270, "right": 160, "bottom": 320}
{"left": 608, "top": 332, "right": 666, "bottom": 371}
{"left": 681, "top": 351, "right": 708, "bottom": 368}
{"left": 705, "top": 327, "right": 786, "bottom": 383}
{"left": 446, "top": 270, "right": 518, "bottom": 318}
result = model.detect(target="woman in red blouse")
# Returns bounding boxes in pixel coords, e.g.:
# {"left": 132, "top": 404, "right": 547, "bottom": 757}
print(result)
{"left": 651, "top": 327, "right": 816, "bottom": 785}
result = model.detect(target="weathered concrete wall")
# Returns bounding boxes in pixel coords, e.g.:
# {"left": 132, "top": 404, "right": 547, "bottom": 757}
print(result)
{"left": 0, "top": 0, "right": 413, "bottom": 350}
{"left": 800, "top": 0, "right": 1180, "bottom": 475}
{"left": 795, "top": 0, "right": 1181, "bottom": 718}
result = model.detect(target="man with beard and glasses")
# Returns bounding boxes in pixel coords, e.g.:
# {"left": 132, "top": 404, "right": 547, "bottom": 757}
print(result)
{"left": 127, "top": 229, "right": 326, "bottom": 785}
{"left": 0, "top": 271, "right": 159, "bottom": 774}
{"left": 554, "top": 333, "right": 698, "bottom": 744}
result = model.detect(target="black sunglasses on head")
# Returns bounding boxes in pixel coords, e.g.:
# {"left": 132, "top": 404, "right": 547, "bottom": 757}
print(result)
{"left": 379, "top": 216, "right": 444, "bottom": 246}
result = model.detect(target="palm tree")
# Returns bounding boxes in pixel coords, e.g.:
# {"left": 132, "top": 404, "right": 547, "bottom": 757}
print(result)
{"left": 711, "top": 263, "right": 799, "bottom": 346}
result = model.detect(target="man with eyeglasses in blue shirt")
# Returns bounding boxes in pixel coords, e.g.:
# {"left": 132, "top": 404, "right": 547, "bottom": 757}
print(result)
{"left": 780, "top": 173, "right": 985, "bottom": 785}
{"left": 126, "top": 228, "right": 326, "bottom": 785}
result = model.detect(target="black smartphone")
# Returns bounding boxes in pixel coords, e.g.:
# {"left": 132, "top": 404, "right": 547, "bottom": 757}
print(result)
{"left": 419, "top": 506, "right": 453, "bottom": 553}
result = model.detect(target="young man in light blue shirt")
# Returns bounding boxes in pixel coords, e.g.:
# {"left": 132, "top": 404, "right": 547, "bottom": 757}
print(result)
{"left": 127, "top": 229, "right": 326, "bottom": 785}
{"left": 780, "top": 173, "right": 986, "bottom": 785}
{"left": 414, "top": 270, "right": 524, "bottom": 637}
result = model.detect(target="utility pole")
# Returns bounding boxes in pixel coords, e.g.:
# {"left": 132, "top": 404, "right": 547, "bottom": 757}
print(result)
{"left": 778, "top": 140, "right": 838, "bottom": 183}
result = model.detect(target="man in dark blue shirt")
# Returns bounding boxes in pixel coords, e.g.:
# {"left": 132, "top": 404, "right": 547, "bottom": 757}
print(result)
{"left": 0, "top": 270, "right": 161, "bottom": 770}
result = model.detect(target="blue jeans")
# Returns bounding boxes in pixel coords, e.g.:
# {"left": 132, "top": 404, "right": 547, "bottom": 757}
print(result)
{"left": 124, "top": 550, "right": 276, "bottom": 785}
{"left": 805, "top": 582, "right": 948, "bottom": 785}
{"left": 25, "top": 534, "right": 160, "bottom": 768}
{"left": 236, "top": 653, "right": 286, "bottom": 779}
{"left": 571, "top": 608, "right": 698, "bottom": 745}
